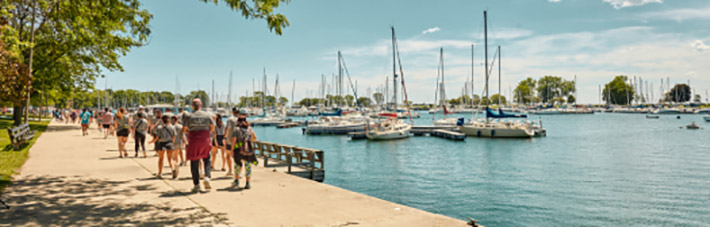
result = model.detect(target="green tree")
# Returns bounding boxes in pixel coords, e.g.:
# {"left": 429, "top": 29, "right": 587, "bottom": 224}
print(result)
{"left": 372, "top": 93, "right": 384, "bottom": 105}
{"left": 344, "top": 95, "right": 354, "bottom": 106}
{"left": 278, "top": 97, "right": 288, "bottom": 106}
{"left": 357, "top": 97, "right": 372, "bottom": 107}
{"left": 665, "top": 84, "right": 691, "bottom": 103}
{"left": 567, "top": 95, "right": 576, "bottom": 104}
{"left": 536, "top": 75, "right": 575, "bottom": 104}
{"left": 602, "top": 75, "right": 634, "bottom": 105}
{"left": 490, "top": 94, "right": 506, "bottom": 104}
{"left": 200, "top": 0, "right": 290, "bottom": 35}
{"left": 184, "top": 90, "right": 209, "bottom": 106}
{"left": 514, "top": 77, "right": 536, "bottom": 104}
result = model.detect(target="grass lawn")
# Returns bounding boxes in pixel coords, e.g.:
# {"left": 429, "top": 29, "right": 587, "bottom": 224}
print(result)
{"left": 0, "top": 119, "right": 49, "bottom": 193}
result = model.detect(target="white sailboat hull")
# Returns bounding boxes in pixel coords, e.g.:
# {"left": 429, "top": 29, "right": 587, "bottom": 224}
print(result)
{"left": 366, "top": 125, "right": 411, "bottom": 140}
{"left": 704, "top": 115, "right": 710, "bottom": 122}
{"left": 458, "top": 125, "right": 534, "bottom": 138}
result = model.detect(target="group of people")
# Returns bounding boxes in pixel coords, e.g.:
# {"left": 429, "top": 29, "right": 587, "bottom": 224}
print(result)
{"left": 75, "top": 98, "right": 258, "bottom": 192}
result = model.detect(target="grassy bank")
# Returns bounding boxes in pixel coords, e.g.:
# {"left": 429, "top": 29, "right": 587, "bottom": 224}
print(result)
{"left": 0, "top": 119, "right": 50, "bottom": 192}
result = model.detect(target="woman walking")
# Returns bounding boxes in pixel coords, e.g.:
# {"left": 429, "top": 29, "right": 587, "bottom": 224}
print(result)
{"left": 133, "top": 112, "right": 148, "bottom": 158}
{"left": 211, "top": 114, "right": 229, "bottom": 172}
{"left": 231, "top": 114, "right": 257, "bottom": 189}
{"left": 171, "top": 115, "right": 187, "bottom": 166}
{"left": 183, "top": 99, "right": 214, "bottom": 192}
{"left": 150, "top": 115, "right": 178, "bottom": 179}
{"left": 114, "top": 108, "right": 130, "bottom": 158}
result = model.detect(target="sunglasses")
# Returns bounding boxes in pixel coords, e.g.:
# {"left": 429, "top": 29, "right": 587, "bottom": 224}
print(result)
{"left": 237, "top": 118, "right": 247, "bottom": 122}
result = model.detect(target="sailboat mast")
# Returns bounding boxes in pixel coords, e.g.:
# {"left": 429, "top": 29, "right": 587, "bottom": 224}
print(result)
{"left": 338, "top": 51, "right": 343, "bottom": 107}
{"left": 498, "top": 45, "right": 501, "bottom": 105}
{"left": 291, "top": 80, "right": 295, "bottom": 107}
{"left": 471, "top": 44, "right": 474, "bottom": 108}
{"left": 484, "top": 10, "right": 489, "bottom": 123}
{"left": 391, "top": 26, "right": 397, "bottom": 112}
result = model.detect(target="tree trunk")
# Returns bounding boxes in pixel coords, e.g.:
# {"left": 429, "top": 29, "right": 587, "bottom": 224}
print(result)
{"left": 13, "top": 104, "right": 23, "bottom": 126}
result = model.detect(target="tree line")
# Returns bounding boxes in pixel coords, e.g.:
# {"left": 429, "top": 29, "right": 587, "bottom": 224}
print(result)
{"left": 1, "top": 0, "right": 289, "bottom": 125}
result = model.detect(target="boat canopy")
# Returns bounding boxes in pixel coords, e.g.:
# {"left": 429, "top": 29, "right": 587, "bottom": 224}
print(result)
{"left": 486, "top": 108, "right": 527, "bottom": 118}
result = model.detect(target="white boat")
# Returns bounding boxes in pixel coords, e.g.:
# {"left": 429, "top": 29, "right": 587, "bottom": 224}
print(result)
{"left": 459, "top": 119, "right": 535, "bottom": 138}
{"left": 694, "top": 108, "right": 710, "bottom": 114}
{"left": 704, "top": 114, "right": 710, "bottom": 122}
{"left": 532, "top": 108, "right": 563, "bottom": 115}
{"left": 653, "top": 108, "right": 681, "bottom": 114}
{"left": 434, "top": 117, "right": 459, "bottom": 126}
{"left": 251, "top": 115, "right": 290, "bottom": 126}
{"left": 366, "top": 117, "right": 411, "bottom": 140}
{"left": 366, "top": 27, "right": 413, "bottom": 141}
{"left": 458, "top": 11, "right": 540, "bottom": 139}
{"left": 305, "top": 116, "right": 366, "bottom": 135}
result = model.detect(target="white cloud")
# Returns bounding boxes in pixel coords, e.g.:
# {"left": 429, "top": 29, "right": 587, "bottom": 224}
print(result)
{"left": 691, "top": 40, "right": 710, "bottom": 51}
{"left": 603, "top": 0, "right": 662, "bottom": 9}
{"left": 422, "top": 27, "right": 440, "bottom": 35}
{"left": 638, "top": 7, "right": 710, "bottom": 22}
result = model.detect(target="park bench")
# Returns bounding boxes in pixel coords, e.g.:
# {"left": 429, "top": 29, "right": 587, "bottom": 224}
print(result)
{"left": 7, "top": 123, "right": 35, "bottom": 151}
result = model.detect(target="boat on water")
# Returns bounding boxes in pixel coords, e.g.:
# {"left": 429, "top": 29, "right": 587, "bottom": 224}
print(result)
{"left": 458, "top": 11, "right": 542, "bottom": 139}
{"left": 366, "top": 27, "right": 412, "bottom": 141}
{"left": 251, "top": 115, "right": 290, "bottom": 126}
{"left": 704, "top": 114, "right": 710, "bottom": 122}
{"left": 687, "top": 122, "right": 700, "bottom": 129}
{"left": 366, "top": 114, "right": 411, "bottom": 140}
{"left": 431, "top": 47, "right": 458, "bottom": 127}
{"left": 653, "top": 108, "right": 681, "bottom": 114}
{"left": 694, "top": 108, "right": 710, "bottom": 114}
{"left": 646, "top": 114, "right": 660, "bottom": 119}
{"left": 305, "top": 116, "right": 366, "bottom": 135}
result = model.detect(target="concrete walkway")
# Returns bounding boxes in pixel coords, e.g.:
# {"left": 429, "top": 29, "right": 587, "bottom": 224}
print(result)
{"left": 1, "top": 122, "right": 466, "bottom": 226}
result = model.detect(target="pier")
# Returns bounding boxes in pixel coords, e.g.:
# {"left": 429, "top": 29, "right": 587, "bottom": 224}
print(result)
{"left": 252, "top": 141, "right": 325, "bottom": 182}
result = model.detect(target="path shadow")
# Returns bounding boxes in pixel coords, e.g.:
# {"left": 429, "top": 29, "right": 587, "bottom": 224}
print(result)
{"left": 0, "top": 175, "right": 227, "bottom": 226}
{"left": 45, "top": 125, "right": 79, "bottom": 132}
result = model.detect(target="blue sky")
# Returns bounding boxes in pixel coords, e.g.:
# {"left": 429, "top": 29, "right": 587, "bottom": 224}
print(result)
{"left": 103, "top": 0, "right": 710, "bottom": 104}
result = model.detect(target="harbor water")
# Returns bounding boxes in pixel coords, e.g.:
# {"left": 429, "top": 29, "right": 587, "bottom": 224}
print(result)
{"left": 252, "top": 112, "right": 710, "bottom": 226}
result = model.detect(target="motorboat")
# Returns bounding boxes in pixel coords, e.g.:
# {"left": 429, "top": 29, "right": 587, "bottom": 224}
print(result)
{"left": 645, "top": 114, "right": 659, "bottom": 119}
{"left": 653, "top": 108, "right": 681, "bottom": 115}
{"left": 703, "top": 114, "right": 710, "bottom": 122}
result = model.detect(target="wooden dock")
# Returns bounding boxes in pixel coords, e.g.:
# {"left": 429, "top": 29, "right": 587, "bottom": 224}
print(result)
{"left": 410, "top": 125, "right": 457, "bottom": 135}
{"left": 276, "top": 121, "right": 303, "bottom": 128}
{"left": 348, "top": 126, "right": 465, "bottom": 141}
{"left": 252, "top": 141, "right": 325, "bottom": 182}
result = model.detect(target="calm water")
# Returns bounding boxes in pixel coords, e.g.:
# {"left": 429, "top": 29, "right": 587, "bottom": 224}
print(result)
{"left": 252, "top": 113, "right": 710, "bottom": 226}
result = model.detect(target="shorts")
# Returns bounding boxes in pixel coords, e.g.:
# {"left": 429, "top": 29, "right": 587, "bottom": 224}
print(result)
{"left": 102, "top": 124, "right": 111, "bottom": 129}
{"left": 117, "top": 129, "right": 129, "bottom": 137}
{"left": 81, "top": 124, "right": 89, "bottom": 129}
{"left": 212, "top": 135, "right": 224, "bottom": 146}
{"left": 157, "top": 142, "right": 174, "bottom": 151}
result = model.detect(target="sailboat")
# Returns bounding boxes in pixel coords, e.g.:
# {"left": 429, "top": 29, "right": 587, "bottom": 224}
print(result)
{"left": 366, "top": 27, "right": 412, "bottom": 140}
{"left": 458, "top": 11, "right": 541, "bottom": 138}
{"left": 432, "top": 48, "right": 459, "bottom": 126}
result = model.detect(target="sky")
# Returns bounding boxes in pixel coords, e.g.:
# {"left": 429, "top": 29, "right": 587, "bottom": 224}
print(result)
{"left": 102, "top": 0, "right": 710, "bottom": 104}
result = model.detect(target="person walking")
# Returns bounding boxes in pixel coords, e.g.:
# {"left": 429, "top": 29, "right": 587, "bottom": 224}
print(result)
{"left": 183, "top": 99, "right": 214, "bottom": 192}
{"left": 171, "top": 115, "right": 187, "bottom": 166}
{"left": 101, "top": 108, "right": 114, "bottom": 139}
{"left": 230, "top": 114, "right": 257, "bottom": 189}
{"left": 80, "top": 108, "right": 92, "bottom": 136}
{"left": 114, "top": 108, "right": 130, "bottom": 158}
{"left": 211, "top": 114, "right": 229, "bottom": 172}
{"left": 224, "top": 108, "right": 239, "bottom": 175}
{"left": 150, "top": 115, "right": 178, "bottom": 179}
{"left": 132, "top": 112, "right": 148, "bottom": 158}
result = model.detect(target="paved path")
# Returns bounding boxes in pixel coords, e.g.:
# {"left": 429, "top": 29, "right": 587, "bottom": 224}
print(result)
{"left": 1, "top": 122, "right": 466, "bottom": 226}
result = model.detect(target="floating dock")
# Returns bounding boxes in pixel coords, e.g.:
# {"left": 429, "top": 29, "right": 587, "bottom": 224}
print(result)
{"left": 276, "top": 121, "right": 303, "bottom": 128}
{"left": 430, "top": 129, "right": 466, "bottom": 141}
{"left": 410, "top": 125, "right": 457, "bottom": 135}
